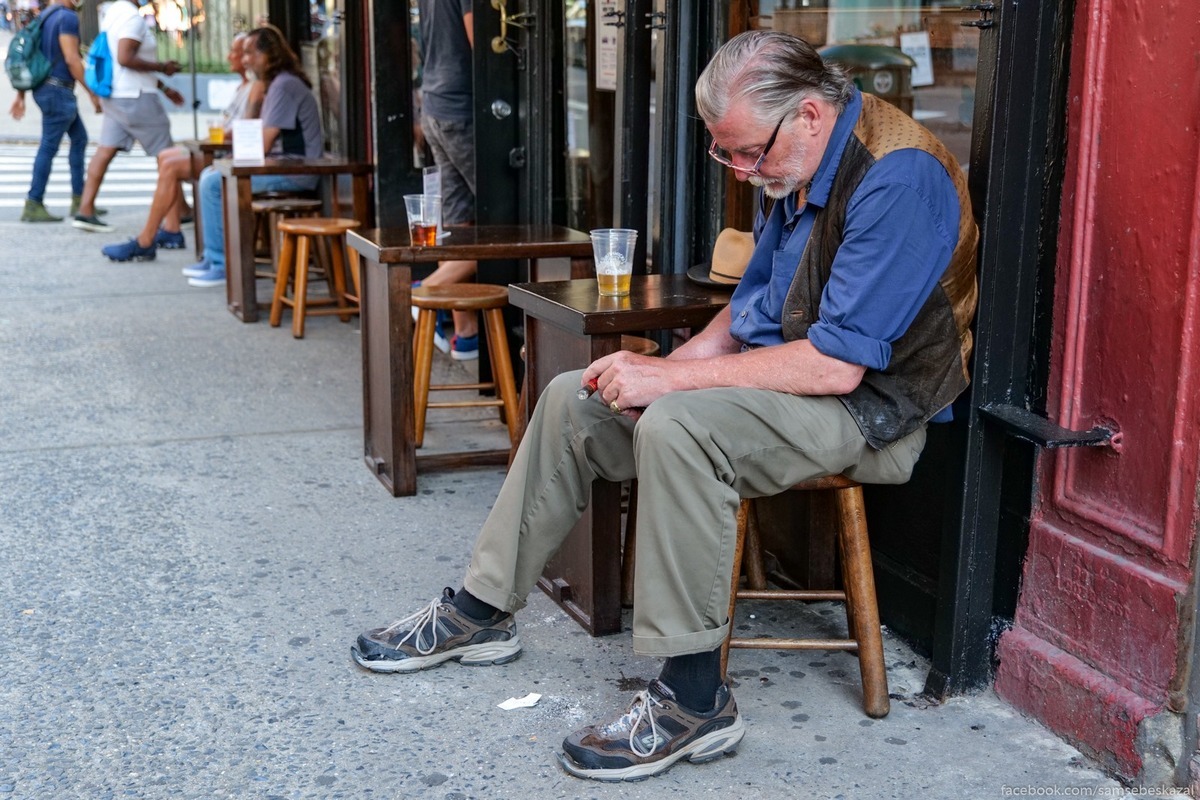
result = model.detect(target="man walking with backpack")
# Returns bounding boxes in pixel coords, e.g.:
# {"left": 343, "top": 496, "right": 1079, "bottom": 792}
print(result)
{"left": 7, "top": 0, "right": 102, "bottom": 222}
{"left": 70, "top": 0, "right": 183, "bottom": 233}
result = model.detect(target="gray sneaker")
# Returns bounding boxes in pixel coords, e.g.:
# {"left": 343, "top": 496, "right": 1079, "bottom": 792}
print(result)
{"left": 558, "top": 679, "right": 745, "bottom": 782}
{"left": 351, "top": 588, "right": 521, "bottom": 673}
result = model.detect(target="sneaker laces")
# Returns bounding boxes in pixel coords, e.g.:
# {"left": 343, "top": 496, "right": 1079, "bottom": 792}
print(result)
{"left": 379, "top": 594, "right": 446, "bottom": 656}
{"left": 601, "top": 689, "right": 666, "bottom": 758}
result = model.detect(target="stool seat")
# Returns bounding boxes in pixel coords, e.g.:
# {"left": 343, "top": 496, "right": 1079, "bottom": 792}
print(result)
{"left": 410, "top": 285, "right": 520, "bottom": 451}
{"left": 412, "top": 284, "right": 509, "bottom": 311}
{"left": 277, "top": 217, "right": 360, "bottom": 237}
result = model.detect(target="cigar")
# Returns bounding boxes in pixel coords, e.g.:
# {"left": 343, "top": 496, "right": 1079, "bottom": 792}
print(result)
{"left": 577, "top": 378, "right": 599, "bottom": 400}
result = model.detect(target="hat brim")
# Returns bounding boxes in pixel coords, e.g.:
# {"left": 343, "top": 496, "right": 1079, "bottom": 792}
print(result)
{"left": 686, "top": 262, "right": 737, "bottom": 288}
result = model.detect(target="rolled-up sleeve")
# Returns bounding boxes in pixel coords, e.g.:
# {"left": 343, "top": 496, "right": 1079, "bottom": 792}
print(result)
{"left": 807, "top": 150, "right": 960, "bottom": 370}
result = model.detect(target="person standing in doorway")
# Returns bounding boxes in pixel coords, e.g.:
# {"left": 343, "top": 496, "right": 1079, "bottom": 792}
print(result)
{"left": 8, "top": 0, "right": 101, "bottom": 222}
{"left": 414, "top": 0, "right": 480, "bottom": 360}
{"left": 71, "top": 0, "right": 183, "bottom": 233}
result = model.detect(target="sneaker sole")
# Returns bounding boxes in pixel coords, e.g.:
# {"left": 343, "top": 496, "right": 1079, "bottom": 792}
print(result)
{"left": 350, "top": 636, "right": 522, "bottom": 673}
{"left": 157, "top": 241, "right": 187, "bottom": 250}
{"left": 105, "top": 254, "right": 156, "bottom": 263}
{"left": 450, "top": 349, "right": 479, "bottom": 361}
{"left": 556, "top": 713, "right": 745, "bottom": 783}
{"left": 72, "top": 220, "right": 115, "bottom": 233}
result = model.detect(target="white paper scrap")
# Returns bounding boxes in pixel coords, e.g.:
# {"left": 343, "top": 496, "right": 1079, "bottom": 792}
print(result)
{"left": 498, "top": 692, "right": 542, "bottom": 711}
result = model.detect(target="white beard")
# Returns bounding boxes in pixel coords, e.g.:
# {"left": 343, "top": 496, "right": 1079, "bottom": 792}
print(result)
{"left": 749, "top": 141, "right": 812, "bottom": 200}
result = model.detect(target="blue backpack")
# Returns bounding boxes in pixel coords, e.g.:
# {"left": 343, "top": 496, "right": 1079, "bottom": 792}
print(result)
{"left": 84, "top": 31, "right": 113, "bottom": 98}
{"left": 5, "top": 6, "right": 63, "bottom": 91}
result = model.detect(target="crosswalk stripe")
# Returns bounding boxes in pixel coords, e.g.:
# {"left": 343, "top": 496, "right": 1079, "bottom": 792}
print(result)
{"left": 0, "top": 143, "right": 192, "bottom": 212}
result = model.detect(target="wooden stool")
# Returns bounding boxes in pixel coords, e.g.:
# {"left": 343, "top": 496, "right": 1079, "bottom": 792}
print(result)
{"left": 722, "top": 475, "right": 890, "bottom": 718}
{"left": 269, "top": 217, "right": 360, "bottom": 339}
{"left": 251, "top": 197, "right": 323, "bottom": 277}
{"left": 411, "top": 285, "right": 520, "bottom": 450}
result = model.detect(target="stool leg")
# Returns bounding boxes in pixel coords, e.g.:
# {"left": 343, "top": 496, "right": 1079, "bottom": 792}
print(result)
{"left": 620, "top": 481, "right": 638, "bottom": 608}
{"left": 292, "top": 234, "right": 311, "bottom": 338}
{"left": 412, "top": 308, "right": 438, "bottom": 448}
{"left": 720, "top": 499, "right": 752, "bottom": 679}
{"left": 482, "top": 308, "right": 520, "bottom": 444}
{"left": 328, "top": 239, "right": 352, "bottom": 322}
{"left": 744, "top": 500, "right": 768, "bottom": 590}
{"left": 270, "top": 231, "right": 296, "bottom": 328}
{"left": 836, "top": 485, "right": 889, "bottom": 718}
{"left": 346, "top": 248, "right": 361, "bottom": 303}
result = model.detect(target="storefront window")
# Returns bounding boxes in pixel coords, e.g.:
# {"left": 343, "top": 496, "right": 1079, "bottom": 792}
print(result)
{"left": 757, "top": 0, "right": 979, "bottom": 167}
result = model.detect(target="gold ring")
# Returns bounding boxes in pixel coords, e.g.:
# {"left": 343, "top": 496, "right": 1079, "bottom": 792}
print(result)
{"left": 609, "top": 400, "right": 621, "bottom": 414}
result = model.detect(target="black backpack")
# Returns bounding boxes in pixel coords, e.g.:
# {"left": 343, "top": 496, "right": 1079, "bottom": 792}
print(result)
{"left": 5, "top": 6, "right": 65, "bottom": 91}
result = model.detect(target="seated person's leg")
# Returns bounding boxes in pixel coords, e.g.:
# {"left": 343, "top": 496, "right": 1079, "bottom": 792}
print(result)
{"left": 352, "top": 370, "right": 636, "bottom": 672}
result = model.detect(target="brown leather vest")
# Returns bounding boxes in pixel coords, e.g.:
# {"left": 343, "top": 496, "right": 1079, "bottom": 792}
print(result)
{"left": 781, "top": 94, "right": 979, "bottom": 448}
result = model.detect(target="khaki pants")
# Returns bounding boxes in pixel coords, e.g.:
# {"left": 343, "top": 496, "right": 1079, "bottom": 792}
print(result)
{"left": 463, "top": 370, "right": 927, "bottom": 658}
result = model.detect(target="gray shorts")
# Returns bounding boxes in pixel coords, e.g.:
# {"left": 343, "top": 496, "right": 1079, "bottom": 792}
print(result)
{"left": 420, "top": 115, "right": 475, "bottom": 224}
{"left": 98, "top": 94, "right": 174, "bottom": 156}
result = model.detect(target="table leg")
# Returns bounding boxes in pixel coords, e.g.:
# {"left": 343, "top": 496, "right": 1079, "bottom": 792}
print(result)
{"left": 351, "top": 174, "right": 371, "bottom": 226}
{"left": 360, "top": 257, "right": 417, "bottom": 496}
{"left": 223, "top": 173, "right": 258, "bottom": 322}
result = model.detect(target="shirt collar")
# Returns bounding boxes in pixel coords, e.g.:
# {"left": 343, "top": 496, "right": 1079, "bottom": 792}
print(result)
{"left": 781, "top": 88, "right": 863, "bottom": 219}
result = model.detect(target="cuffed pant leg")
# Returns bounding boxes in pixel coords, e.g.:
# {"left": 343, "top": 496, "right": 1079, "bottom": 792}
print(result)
{"left": 629, "top": 388, "right": 927, "bottom": 658}
{"left": 463, "top": 370, "right": 637, "bottom": 614}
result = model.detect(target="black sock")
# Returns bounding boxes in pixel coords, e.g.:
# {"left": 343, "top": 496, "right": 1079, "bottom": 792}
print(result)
{"left": 452, "top": 587, "right": 501, "bottom": 621}
{"left": 658, "top": 649, "right": 722, "bottom": 713}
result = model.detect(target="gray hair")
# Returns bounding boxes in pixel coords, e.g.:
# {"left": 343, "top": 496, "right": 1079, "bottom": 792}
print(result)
{"left": 695, "top": 30, "right": 853, "bottom": 125}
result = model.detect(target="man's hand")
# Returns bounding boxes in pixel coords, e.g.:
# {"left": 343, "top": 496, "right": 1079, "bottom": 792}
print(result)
{"left": 90, "top": 94, "right": 102, "bottom": 114}
{"left": 162, "top": 86, "right": 184, "bottom": 106}
{"left": 9, "top": 94, "right": 25, "bottom": 121}
{"left": 582, "top": 351, "right": 682, "bottom": 418}
{"left": 160, "top": 60, "right": 181, "bottom": 76}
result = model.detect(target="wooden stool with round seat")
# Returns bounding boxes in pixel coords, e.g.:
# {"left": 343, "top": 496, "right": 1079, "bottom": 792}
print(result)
{"left": 411, "top": 284, "right": 521, "bottom": 450}
{"left": 269, "top": 217, "right": 361, "bottom": 339}
{"left": 722, "top": 474, "right": 890, "bottom": 718}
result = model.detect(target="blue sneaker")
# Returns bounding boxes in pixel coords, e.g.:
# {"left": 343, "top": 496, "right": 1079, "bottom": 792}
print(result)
{"left": 154, "top": 228, "right": 186, "bottom": 250}
{"left": 182, "top": 260, "right": 212, "bottom": 278}
{"left": 451, "top": 334, "right": 479, "bottom": 361}
{"left": 101, "top": 238, "right": 156, "bottom": 262}
{"left": 188, "top": 269, "right": 226, "bottom": 288}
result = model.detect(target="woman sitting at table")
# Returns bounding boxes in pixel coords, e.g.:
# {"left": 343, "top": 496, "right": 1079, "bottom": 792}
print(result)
{"left": 183, "top": 24, "right": 324, "bottom": 288}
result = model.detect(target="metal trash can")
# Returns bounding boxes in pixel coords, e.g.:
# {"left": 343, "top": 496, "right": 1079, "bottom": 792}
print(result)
{"left": 819, "top": 44, "right": 916, "bottom": 116}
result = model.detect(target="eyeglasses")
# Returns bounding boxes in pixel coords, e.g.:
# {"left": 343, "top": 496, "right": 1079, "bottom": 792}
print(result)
{"left": 707, "top": 115, "right": 787, "bottom": 177}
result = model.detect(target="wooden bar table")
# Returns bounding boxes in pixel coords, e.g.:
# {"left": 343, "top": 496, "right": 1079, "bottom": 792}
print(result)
{"left": 508, "top": 274, "right": 733, "bottom": 635}
{"left": 346, "top": 225, "right": 593, "bottom": 498}
{"left": 214, "top": 156, "right": 373, "bottom": 322}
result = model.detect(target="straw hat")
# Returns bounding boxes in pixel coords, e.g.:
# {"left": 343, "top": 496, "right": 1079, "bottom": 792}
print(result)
{"left": 686, "top": 228, "right": 755, "bottom": 287}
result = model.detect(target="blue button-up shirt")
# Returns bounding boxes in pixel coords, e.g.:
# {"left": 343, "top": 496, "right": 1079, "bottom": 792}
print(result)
{"left": 727, "top": 90, "right": 962, "bottom": 422}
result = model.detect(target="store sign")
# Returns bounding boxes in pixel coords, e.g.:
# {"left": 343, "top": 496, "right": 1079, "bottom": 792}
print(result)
{"left": 595, "top": 0, "right": 619, "bottom": 92}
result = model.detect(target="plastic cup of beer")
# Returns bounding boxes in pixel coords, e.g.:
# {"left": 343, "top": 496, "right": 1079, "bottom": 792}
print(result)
{"left": 404, "top": 194, "right": 442, "bottom": 246}
{"left": 208, "top": 119, "right": 225, "bottom": 145}
{"left": 590, "top": 228, "right": 637, "bottom": 297}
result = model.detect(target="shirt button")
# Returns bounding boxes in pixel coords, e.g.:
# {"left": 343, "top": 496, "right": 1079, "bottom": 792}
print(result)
{"left": 740, "top": 311, "right": 747, "bottom": 317}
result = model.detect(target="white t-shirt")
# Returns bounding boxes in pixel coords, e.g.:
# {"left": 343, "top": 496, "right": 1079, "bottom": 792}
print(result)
{"left": 102, "top": 0, "right": 157, "bottom": 98}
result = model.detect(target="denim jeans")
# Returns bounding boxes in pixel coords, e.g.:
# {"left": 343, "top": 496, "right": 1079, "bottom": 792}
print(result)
{"left": 29, "top": 84, "right": 87, "bottom": 203}
{"left": 199, "top": 167, "right": 320, "bottom": 274}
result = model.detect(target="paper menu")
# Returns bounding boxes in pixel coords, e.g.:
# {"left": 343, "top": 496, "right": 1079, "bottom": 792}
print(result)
{"left": 231, "top": 119, "right": 265, "bottom": 165}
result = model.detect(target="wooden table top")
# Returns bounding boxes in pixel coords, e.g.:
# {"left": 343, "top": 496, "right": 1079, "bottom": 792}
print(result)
{"left": 213, "top": 156, "right": 374, "bottom": 177}
{"left": 509, "top": 274, "right": 733, "bottom": 335}
{"left": 347, "top": 225, "right": 592, "bottom": 264}
{"left": 182, "top": 140, "right": 230, "bottom": 154}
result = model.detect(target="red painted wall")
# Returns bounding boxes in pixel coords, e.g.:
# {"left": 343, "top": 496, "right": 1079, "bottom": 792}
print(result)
{"left": 995, "top": 0, "right": 1200, "bottom": 781}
